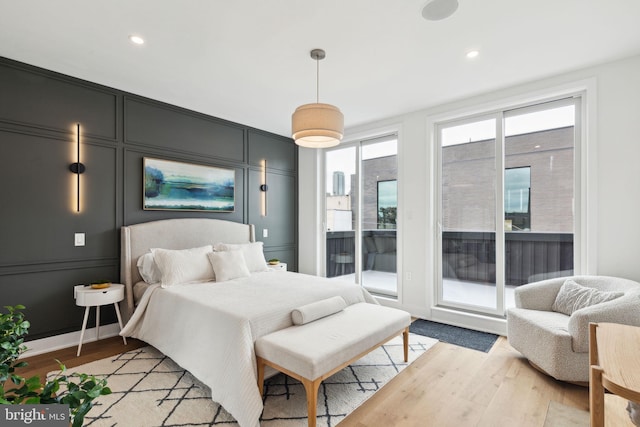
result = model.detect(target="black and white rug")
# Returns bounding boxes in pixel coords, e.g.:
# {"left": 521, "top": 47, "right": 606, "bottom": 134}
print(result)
{"left": 409, "top": 319, "right": 499, "bottom": 352}
{"left": 51, "top": 333, "right": 436, "bottom": 426}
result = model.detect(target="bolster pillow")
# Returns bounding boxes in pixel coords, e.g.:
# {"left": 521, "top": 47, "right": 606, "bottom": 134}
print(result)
{"left": 291, "top": 296, "right": 347, "bottom": 325}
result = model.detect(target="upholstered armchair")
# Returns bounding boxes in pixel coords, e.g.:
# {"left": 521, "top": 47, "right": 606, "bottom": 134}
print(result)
{"left": 507, "top": 275, "right": 640, "bottom": 383}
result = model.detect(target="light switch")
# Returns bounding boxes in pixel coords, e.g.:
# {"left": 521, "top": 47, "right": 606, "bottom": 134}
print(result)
{"left": 263, "top": 229, "right": 269, "bottom": 238}
{"left": 74, "top": 233, "right": 85, "bottom": 247}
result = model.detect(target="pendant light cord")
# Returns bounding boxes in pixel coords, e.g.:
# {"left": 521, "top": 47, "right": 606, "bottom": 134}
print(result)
{"left": 316, "top": 56, "right": 320, "bottom": 103}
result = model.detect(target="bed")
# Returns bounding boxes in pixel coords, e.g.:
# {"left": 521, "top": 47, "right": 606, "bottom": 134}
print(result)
{"left": 118, "top": 218, "right": 377, "bottom": 427}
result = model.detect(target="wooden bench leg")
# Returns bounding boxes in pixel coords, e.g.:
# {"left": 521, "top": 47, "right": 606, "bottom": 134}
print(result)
{"left": 256, "top": 324, "right": 410, "bottom": 426}
{"left": 403, "top": 327, "right": 409, "bottom": 362}
{"left": 256, "top": 357, "right": 266, "bottom": 396}
{"left": 301, "top": 377, "right": 322, "bottom": 427}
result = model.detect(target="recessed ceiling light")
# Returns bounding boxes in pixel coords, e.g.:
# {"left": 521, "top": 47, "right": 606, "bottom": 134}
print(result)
{"left": 466, "top": 50, "right": 479, "bottom": 59}
{"left": 421, "top": 0, "right": 459, "bottom": 21}
{"left": 129, "top": 35, "right": 145, "bottom": 45}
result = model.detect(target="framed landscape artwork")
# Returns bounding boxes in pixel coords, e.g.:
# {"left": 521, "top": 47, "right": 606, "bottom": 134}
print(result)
{"left": 143, "top": 157, "right": 235, "bottom": 212}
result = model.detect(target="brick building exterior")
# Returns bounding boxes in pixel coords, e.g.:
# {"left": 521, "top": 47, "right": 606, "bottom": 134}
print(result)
{"left": 442, "top": 126, "right": 574, "bottom": 233}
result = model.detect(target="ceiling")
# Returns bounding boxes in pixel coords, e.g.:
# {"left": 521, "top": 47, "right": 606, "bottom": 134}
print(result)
{"left": 2, "top": 0, "right": 640, "bottom": 138}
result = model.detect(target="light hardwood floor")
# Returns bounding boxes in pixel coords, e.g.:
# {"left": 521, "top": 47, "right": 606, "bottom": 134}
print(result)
{"left": 16, "top": 335, "right": 629, "bottom": 426}
{"left": 341, "top": 336, "right": 589, "bottom": 427}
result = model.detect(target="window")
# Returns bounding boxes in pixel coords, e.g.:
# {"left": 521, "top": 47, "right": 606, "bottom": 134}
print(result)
{"left": 504, "top": 167, "right": 530, "bottom": 231}
{"left": 325, "top": 135, "right": 399, "bottom": 297}
{"left": 436, "top": 98, "right": 579, "bottom": 316}
{"left": 377, "top": 180, "right": 397, "bottom": 229}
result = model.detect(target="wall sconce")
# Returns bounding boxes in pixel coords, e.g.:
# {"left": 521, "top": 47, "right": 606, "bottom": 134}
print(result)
{"left": 260, "top": 160, "right": 268, "bottom": 216}
{"left": 69, "top": 123, "right": 85, "bottom": 212}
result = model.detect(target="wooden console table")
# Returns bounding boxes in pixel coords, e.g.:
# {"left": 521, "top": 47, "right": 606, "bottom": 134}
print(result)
{"left": 589, "top": 322, "right": 640, "bottom": 427}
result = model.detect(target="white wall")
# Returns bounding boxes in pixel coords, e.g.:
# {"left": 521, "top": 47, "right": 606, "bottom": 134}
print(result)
{"left": 592, "top": 56, "right": 640, "bottom": 279}
{"left": 298, "top": 54, "right": 640, "bottom": 333}
{"left": 298, "top": 147, "right": 322, "bottom": 275}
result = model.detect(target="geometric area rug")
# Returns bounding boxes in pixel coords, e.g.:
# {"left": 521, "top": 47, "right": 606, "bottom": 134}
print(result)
{"left": 48, "top": 333, "right": 437, "bottom": 427}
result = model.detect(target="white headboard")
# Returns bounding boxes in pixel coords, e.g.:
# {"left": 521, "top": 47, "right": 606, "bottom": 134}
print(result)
{"left": 120, "top": 218, "right": 255, "bottom": 321}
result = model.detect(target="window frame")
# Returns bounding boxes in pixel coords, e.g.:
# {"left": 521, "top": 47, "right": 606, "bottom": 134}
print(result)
{"left": 427, "top": 80, "right": 596, "bottom": 323}
{"left": 322, "top": 132, "right": 400, "bottom": 297}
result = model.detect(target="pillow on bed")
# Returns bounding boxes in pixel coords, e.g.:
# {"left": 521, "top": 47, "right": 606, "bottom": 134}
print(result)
{"left": 214, "top": 242, "right": 269, "bottom": 273}
{"left": 291, "top": 296, "right": 347, "bottom": 325}
{"left": 207, "top": 250, "right": 251, "bottom": 282}
{"left": 136, "top": 252, "right": 162, "bottom": 284}
{"left": 151, "top": 245, "right": 214, "bottom": 288}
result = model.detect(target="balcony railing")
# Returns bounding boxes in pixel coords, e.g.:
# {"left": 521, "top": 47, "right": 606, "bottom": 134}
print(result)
{"left": 327, "top": 230, "right": 573, "bottom": 285}
{"left": 326, "top": 230, "right": 396, "bottom": 278}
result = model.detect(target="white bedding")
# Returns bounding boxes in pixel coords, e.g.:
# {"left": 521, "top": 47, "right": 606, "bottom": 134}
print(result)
{"left": 120, "top": 270, "right": 376, "bottom": 427}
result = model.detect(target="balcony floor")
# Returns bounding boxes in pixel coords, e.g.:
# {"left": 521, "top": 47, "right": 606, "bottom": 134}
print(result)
{"left": 331, "top": 271, "right": 517, "bottom": 309}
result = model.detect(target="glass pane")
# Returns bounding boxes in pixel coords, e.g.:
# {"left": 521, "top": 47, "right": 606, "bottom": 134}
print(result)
{"left": 361, "top": 139, "right": 397, "bottom": 296}
{"left": 326, "top": 147, "right": 356, "bottom": 282}
{"left": 441, "top": 118, "right": 497, "bottom": 309}
{"left": 505, "top": 167, "right": 531, "bottom": 230}
{"left": 504, "top": 105, "right": 575, "bottom": 296}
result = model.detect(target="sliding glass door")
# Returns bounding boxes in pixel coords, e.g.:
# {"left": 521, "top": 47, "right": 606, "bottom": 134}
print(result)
{"left": 436, "top": 98, "right": 578, "bottom": 315}
{"left": 439, "top": 116, "right": 500, "bottom": 312}
{"left": 325, "top": 135, "right": 398, "bottom": 297}
{"left": 360, "top": 139, "right": 398, "bottom": 296}
{"left": 325, "top": 146, "right": 357, "bottom": 284}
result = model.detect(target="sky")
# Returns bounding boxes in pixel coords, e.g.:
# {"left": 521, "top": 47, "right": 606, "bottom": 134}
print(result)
{"left": 442, "top": 105, "right": 575, "bottom": 146}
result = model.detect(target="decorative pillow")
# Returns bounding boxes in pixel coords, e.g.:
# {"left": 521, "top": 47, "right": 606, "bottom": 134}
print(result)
{"left": 552, "top": 279, "right": 624, "bottom": 316}
{"left": 151, "top": 245, "right": 214, "bottom": 288}
{"left": 291, "top": 296, "right": 347, "bottom": 325}
{"left": 136, "top": 252, "right": 162, "bottom": 284}
{"left": 214, "top": 242, "right": 269, "bottom": 273}
{"left": 207, "top": 250, "right": 251, "bottom": 282}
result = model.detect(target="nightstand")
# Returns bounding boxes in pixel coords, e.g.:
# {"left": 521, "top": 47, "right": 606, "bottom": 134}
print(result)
{"left": 74, "top": 284, "right": 127, "bottom": 356}
{"left": 267, "top": 262, "right": 287, "bottom": 271}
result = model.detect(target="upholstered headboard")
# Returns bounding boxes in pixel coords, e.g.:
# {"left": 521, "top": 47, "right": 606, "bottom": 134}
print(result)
{"left": 120, "top": 218, "right": 255, "bottom": 321}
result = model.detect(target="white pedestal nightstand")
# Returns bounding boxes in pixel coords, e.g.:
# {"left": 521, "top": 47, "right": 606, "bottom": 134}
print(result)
{"left": 74, "top": 284, "right": 127, "bottom": 356}
{"left": 267, "top": 262, "right": 287, "bottom": 271}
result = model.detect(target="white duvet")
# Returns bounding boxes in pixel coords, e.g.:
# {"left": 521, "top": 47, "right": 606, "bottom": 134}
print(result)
{"left": 120, "top": 271, "right": 376, "bottom": 427}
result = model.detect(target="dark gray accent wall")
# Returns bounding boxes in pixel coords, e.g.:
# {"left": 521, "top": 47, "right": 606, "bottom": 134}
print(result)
{"left": 0, "top": 57, "right": 298, "bottom": 340}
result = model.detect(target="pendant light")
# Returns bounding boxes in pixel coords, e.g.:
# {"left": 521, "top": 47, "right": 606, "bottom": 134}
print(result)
{"left": 291, "top": 49, "right": 344, "bottom": 148}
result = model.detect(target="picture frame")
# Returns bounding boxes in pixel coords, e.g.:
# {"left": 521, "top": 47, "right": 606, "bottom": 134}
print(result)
{"left": 143, "top": 157, "right": 235, "bottom": 212}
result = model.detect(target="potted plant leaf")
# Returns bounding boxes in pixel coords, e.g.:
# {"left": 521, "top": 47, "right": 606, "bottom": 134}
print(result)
{"left": 0, "top": 305, "right": 111, "bottom": 427}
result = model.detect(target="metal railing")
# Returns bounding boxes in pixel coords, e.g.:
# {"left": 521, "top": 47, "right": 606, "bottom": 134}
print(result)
{"left": 326, "top": 230, "right": 573, "bottom": 285}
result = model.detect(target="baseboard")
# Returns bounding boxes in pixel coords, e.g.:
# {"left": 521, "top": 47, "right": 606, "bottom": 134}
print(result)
{"left": 19, "top": 322, "right": 122, "bottom": 358}
{"left": 429, "top": 307, "right": 507, "bottom": 336}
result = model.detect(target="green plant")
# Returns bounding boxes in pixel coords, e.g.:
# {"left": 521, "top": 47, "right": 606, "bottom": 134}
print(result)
{"left": 377, "top": 206, "right": 397, "bottom": 229}
{"left": 1, "top": 305, "right": 111, "bottom": 427}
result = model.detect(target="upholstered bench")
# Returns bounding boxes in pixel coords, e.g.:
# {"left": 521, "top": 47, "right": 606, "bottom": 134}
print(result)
{"left": 255, "top": 302, "right": 411, "bottom": 427}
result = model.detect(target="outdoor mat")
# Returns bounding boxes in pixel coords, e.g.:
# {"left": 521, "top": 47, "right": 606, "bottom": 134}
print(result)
{"left": 409, "top": 319, "right": 499, "bottom": 352}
